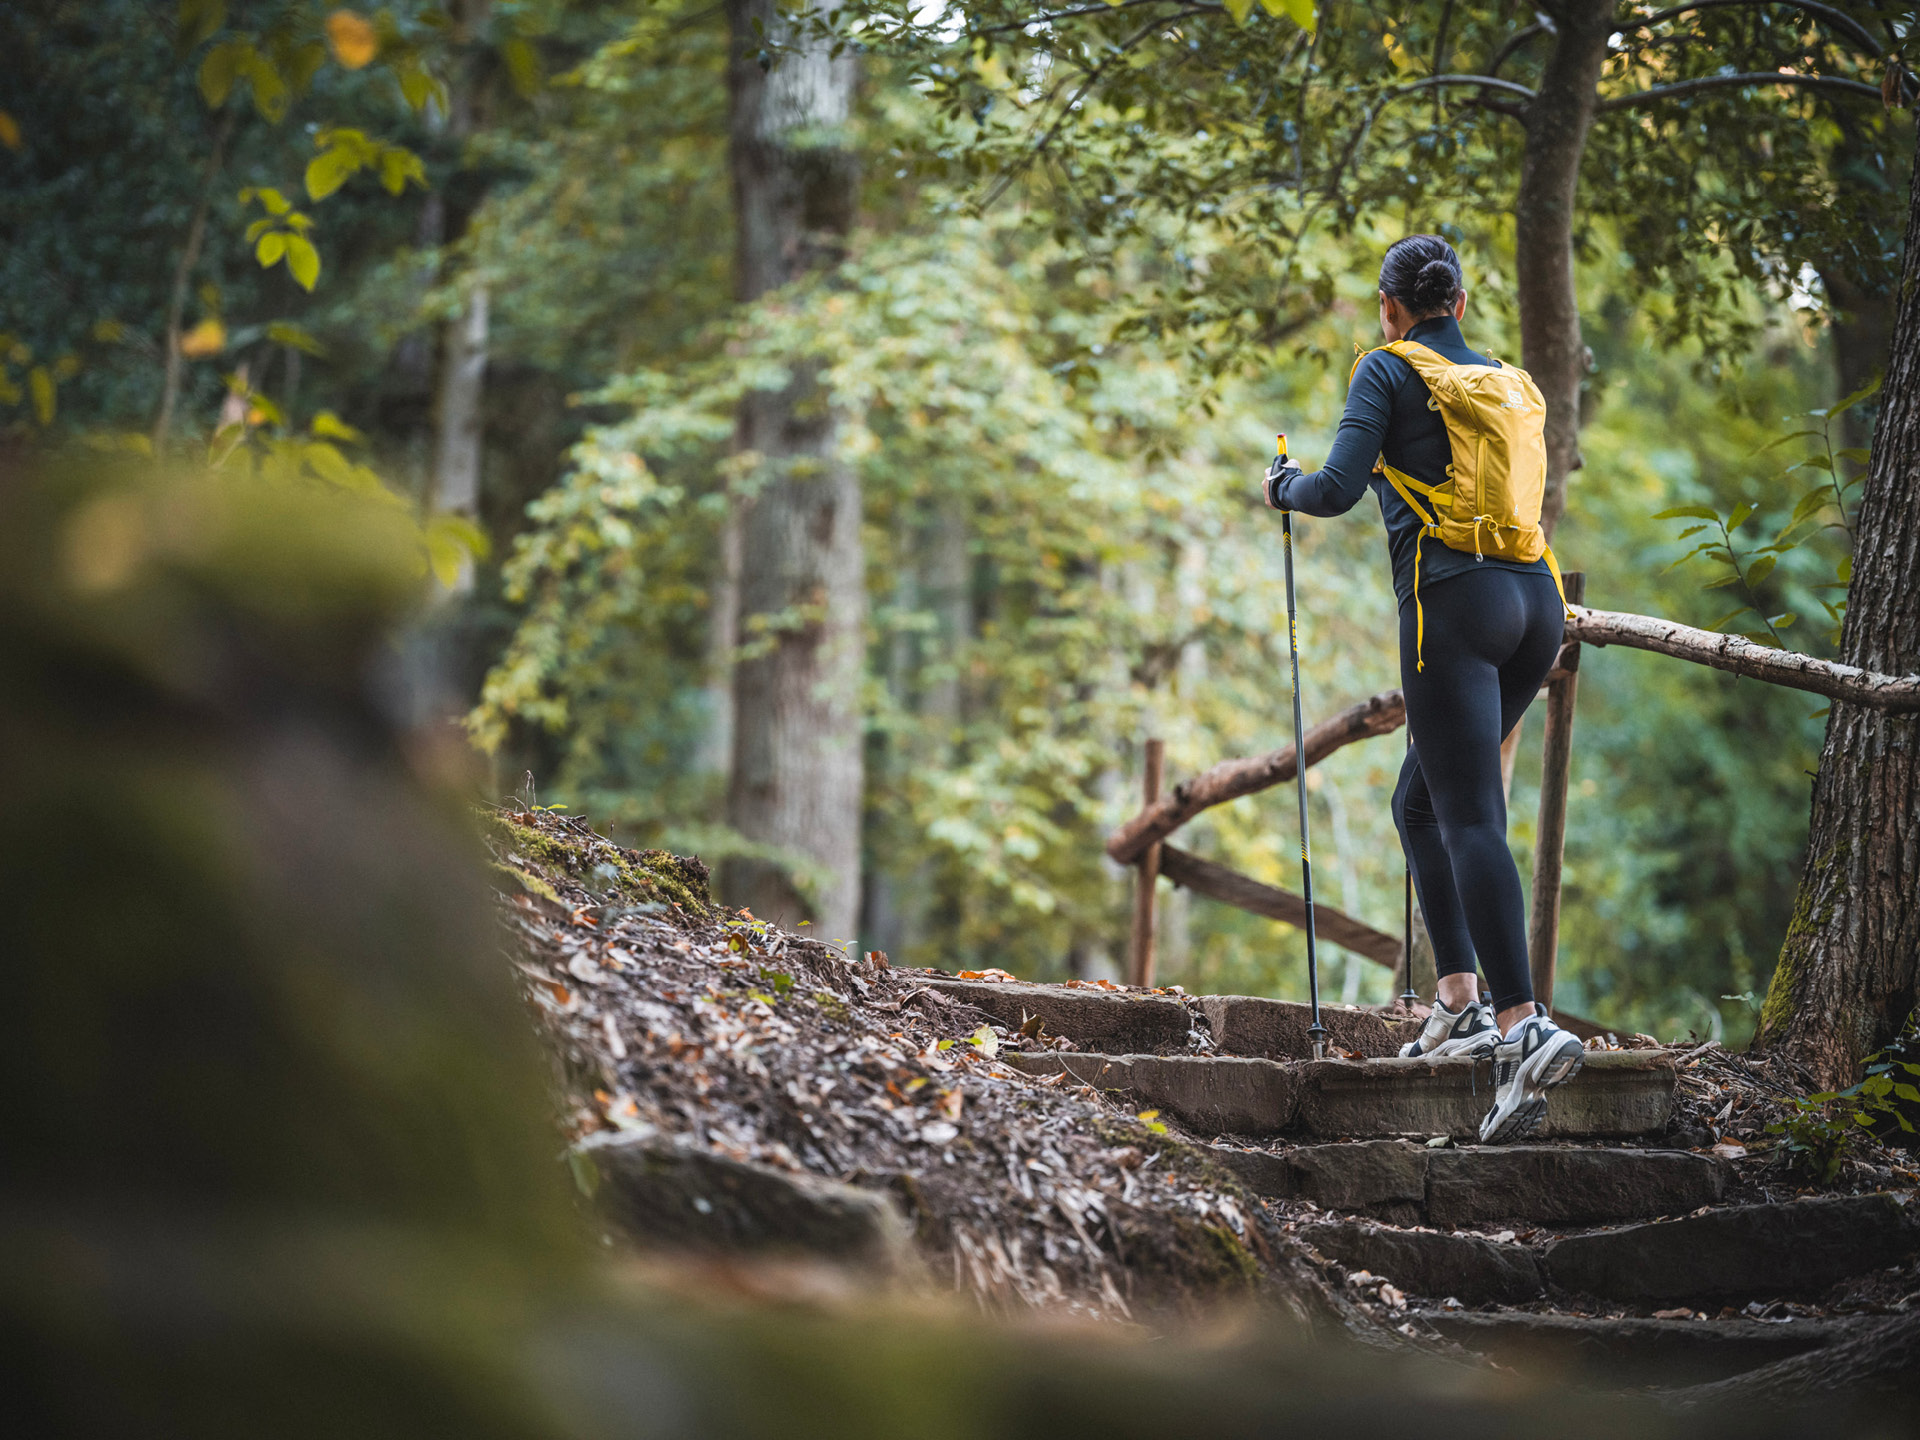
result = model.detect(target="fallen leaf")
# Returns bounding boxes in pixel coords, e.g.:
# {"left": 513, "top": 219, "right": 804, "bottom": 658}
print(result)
{"left": 1653, "top": 1307, "right": 1699, "bottom": 1320}
{"left": 1711, "top": 1142, "right": 1747, "bottom": 1160}
{"left": 938, "top": 1088, "right": 963, "bottom": 1121}
{"left": 920, "top": 1120, "right": 959, "bottom": 1145}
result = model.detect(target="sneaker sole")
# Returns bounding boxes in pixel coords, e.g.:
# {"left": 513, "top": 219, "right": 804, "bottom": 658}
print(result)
{"left": 1400, "top": 1033, "right": 1499, "bottom": 1060}
{"left": 1478, "top": 1037, "right": 1585, "bottom": 1144}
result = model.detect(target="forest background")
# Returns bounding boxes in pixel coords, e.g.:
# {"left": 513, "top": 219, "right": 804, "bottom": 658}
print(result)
{"left": 5, "top": 0, "right": 1908, "bottom": 1048}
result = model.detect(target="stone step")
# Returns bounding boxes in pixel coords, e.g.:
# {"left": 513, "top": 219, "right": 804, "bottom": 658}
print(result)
{"left": 924, "top": 979, "right": 1396, "bottom": 1058}
{"left": 1001, "top": 1049, "right": 1676, "bottom": 1140}
{"left": 1294, "top": 1194, "right": 1916, "bottom": 1311}
{"left": 1543, "top": 1192, "right": 1917, "bottom": 1305}
{"left": 1419, "top": 1310, "right": 1855, "bottom": 1388}
{"left": 1212, "top": 1139, "right": 1727, "bottom": 1227}
{"left": 1304, "top": 1219, "right": 1542, "bottom": 1304}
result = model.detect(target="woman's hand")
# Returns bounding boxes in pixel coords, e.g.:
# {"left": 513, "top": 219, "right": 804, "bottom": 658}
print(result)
{"left": 1263, "top": 454, "right": 1303, "bottom": 510}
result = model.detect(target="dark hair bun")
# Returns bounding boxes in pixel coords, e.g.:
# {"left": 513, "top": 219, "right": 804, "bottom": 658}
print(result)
{"left": 1409, "top": 258, "right": 1459, "bottom": 314}
{"left": 1379, "top": 234, "right": 1464, "bottom": 317}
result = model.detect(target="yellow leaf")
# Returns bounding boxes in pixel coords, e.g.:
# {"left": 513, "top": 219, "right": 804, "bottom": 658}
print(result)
{"left": 0, "top": 110, "right": 21, "bottom": 151}
{"left": 325, "top": 10, "right": 378, "bottom": 70}
{"left": 179, "top": 318, "right": 227, "bottom": 358}
{"left": 285, "top": 235, "right": 321, "bottom": 292}
{"left": 1280, "top": 0, "right": 1315, "bottom": 30}
{"left": 1222, "top": 0, "right": 1253, "bottom": 20}
{"left": 29, "top": 366, "right": 55, "bottom": 425}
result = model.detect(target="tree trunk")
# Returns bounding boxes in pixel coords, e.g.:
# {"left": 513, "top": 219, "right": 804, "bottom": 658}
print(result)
{"left": 429, "top": 0, "right": 493, "bottom": 593}
{"left": 1759, "top": 147, "right": 1920, "bottom": 1086}
{"left": 1514, "top": 0, "right": 1614, "bottom": 537}
{"left": 722, "top": 0, "right": 864, "bottom": 937}
{"left": 151, "top": 109, "right": 236, "bottom": 450}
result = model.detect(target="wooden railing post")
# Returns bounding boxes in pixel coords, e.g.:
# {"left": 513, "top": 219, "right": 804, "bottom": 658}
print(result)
{"left": 1128, "top": 738, "right": 1165, "bottom": 988}
{"left": 1527, "top": 571, "right": 1584, "bottom": 1012}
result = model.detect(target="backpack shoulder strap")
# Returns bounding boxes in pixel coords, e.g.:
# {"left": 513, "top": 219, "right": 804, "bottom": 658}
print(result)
{"left": 1378, "top": 339, "right": 1463, "bottom": 387}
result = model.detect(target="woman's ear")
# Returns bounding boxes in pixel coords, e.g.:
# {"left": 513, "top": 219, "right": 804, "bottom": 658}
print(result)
{"left": 1452, "top": 288, "right": 1468, "bottom": 321}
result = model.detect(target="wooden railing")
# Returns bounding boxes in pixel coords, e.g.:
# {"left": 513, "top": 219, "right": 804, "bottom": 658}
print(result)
{"left": 1111, "top": 574, "right": 1920, "bottom": 1030}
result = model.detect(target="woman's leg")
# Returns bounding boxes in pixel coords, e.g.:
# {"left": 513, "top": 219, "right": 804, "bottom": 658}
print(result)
{"left": 1391, "top": 747, "right": 1480, "bottom": 1003}
{"left": 1399, "top": 568, "right": 1562, "bottom": 1018}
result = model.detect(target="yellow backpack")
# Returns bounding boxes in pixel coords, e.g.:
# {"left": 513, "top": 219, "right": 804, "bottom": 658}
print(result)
{"left": 1355, "top": 339, "right": 1570, "bottom": 669}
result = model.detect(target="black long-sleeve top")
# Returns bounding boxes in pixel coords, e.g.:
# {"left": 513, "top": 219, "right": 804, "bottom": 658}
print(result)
{"left": 1272, "top": 314, "right": 1549, "bottom": 609}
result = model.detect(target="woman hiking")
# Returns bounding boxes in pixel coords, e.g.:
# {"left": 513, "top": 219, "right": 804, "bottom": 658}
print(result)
{"left": 1262, "top": 234, "right": 1583, "bottom": 1144}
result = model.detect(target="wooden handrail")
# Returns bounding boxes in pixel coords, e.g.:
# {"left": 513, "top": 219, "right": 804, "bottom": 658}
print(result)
{"left": 1567, "top": 606, "right": 1920, "bottom": 712}
{"left": 1106, "top": 689, "right": 1407, "bottom": 865}
{"left": 1159, "top": 844, "right": 1403, "bottom": 967}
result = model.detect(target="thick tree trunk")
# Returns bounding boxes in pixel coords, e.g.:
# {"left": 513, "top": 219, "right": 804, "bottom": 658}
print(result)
{"left": 1514, "top": 0, "right": 1613, "bottom": 537}
{"left": 722, "top": 0, "right": 864, "bottom": 937}
{"left": 1759, "top": 149, "right": 1920, "bottom": 1086}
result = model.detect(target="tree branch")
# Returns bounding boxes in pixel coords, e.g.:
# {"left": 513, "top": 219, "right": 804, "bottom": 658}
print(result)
{"left": 153, "top": 108, "right": 237, "bottom": 451}
{"left": 1623, "top": 0, "right": 1883, "bottom": 58}
{"left": 1486, "top": 22, "right": 1548, "bottom": 77}
{"left": 980, "top": 6, "right": 1213, "bottom": 208}
{"left": 1597, "top": 69, "right": 1881, "bottom": 112}
{"left": 1565, "top": 606, "right": 1920, "bottom": 710}
{"left": 969, "top": 0, "right": 1222, "bottom": 39}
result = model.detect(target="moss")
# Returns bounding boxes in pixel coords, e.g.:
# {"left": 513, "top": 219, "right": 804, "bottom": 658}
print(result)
{"left": 491, "top": 860, "right": 562, "bottom": 905}
{"left": 481, "top": 813, "right": 713, "bottom": 918}
{"left": 1762, "top": 834, "right": 1850, "bottom": 1041}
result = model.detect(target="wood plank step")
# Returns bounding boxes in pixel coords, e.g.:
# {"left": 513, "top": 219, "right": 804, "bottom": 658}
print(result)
{"left": 1000, "top": 1050, "right": 1676, "bottom": 1140}
{"left": 1211, "top": 1139, "right": 1727, "bottom": 1227}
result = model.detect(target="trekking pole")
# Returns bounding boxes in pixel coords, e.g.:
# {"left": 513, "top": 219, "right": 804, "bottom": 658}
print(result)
{"left": 1277, "top": 434, "right": 1327, "bottom": 1061}
{"left": 1401, "top": 731, "right": 1420, "bottom": 1009}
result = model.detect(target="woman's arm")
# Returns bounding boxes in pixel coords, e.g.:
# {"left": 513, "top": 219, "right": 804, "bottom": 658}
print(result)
{"left": 1272, "top": 354, "right": 1401, "bottom": 516}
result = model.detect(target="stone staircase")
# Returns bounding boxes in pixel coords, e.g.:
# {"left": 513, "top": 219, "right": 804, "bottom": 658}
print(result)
{"left": 931, "top": 977, "right": 1920, "bottom": 1389}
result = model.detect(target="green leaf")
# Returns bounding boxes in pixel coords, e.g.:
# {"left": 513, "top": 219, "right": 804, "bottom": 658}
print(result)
{"left": 305, "top": 147, "right": 354, "bottom": 200}
{"left": 378, "top": 145, "right": 427, "bottom": 195}
{"left": 253, "top": 186, "right": 291, "bottom": 216}
{"left": 1281, "top": 0, "right": 1316, "bottom": 25}
{"left": 1726, "top": 501, "right": 1755, "bottom": 532}
{"left": 197, "top": 41, "right": 246, "bottom": 107}
{"left": 1825, "top": 375, "right": 1881, "bottom": 418}
{"left": 244, "top": 217, "right": 273, "bottom": 243}
{"left": 310, "top": 409, "right": 363, "bottom": 443}
{"left": 1788, "top": 488, "right": 1830, "bottom": 528}
{"left": 1790, "top": 453, "right": 1833, "bottom": 473}
{"left": 1837, "top": 555, "right": 1852, "bottom": 584}
{"left": 1675, "top": 524, "right": 1706, "bottom": 539}
{"left": 245, "top": 51, "right": 290, "bottom": 123}
{"left": 265, "top": 321, "right": 325, "bottom": 356}
{"left": 1221, "top": 0, "right": 1254, "bottom": 22}
{"left": 501, "top": 36, "right": 541, "bottom": 97}
{"left": 1753, "top": 427, "right": 1822, "bottom": 455}
{"left": 255, "top": 231, "right": 288, "bottom": 267}
{"left": 28, "top": 364, "right": 54, "bottom": 425}
{"left": 1701, "top": 573, "right": 1745, "bottom": 590}
{"left": 284, "top": 234, "right": 320, "bottom": 291}
{"left": 1745, "top": 554, "right": 1776, "bottom": 588}
{"left": 1705, "top": 605, "right": 1751, "bottom": 632}
{"left": 1895, "top": 1083, "right": 1920, "bottom": 1103}
{"left": 1835, "top": 448, "right": 1871, "bottom": 463}
{"left": 1652, "top": 504, "right": 1720, "bottom": 521}
{"left": 1769, "top": 612, "right": 1797, "bottom": 630}
{"left": 178, "top": 0, "right": 229, "bottom": 51}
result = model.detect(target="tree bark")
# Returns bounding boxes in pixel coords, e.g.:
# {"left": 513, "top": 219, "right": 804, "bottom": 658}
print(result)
{"left": 722, "top": 0, "right": 864, "bottom": 937}
{"left": 429, "top": 0, "right": 493, "bottom": 593}
{"left": 1759, "top": 144, "right": 1920, "bottom": 1086}
{"left": 1514, "top": 0, "right": 1614, "bottom": 536}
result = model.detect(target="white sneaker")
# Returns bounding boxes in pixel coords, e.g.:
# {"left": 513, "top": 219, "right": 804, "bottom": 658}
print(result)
{"left": 1479, "top": 1011, "right": 1585, "bottom": 1144}
{"left": 1398, "top": 1000, "right": 1500, "bottom": 1058}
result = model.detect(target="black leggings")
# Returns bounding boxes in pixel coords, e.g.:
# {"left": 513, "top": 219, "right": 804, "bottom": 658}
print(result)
{"left": 1391, "top": 566, "right": 1563, "bottom": 1012}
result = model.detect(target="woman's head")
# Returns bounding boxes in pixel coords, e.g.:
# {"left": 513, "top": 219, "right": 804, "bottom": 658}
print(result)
{"left": 1378, "top": 235, "right": 1465, "bottom": 339}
